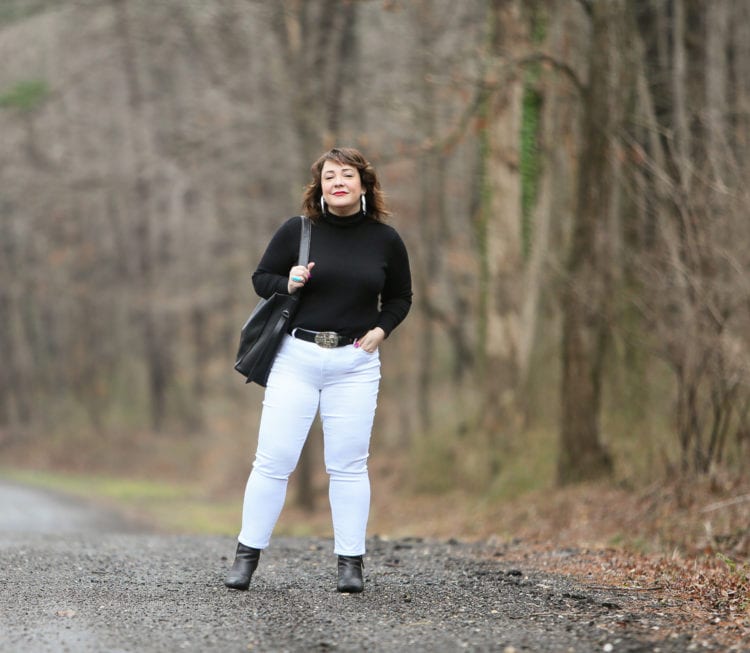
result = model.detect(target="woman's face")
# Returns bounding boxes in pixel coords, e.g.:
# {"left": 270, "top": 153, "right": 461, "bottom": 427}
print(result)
{"left": 320, "top": 159, "right": 364, "bottom": 216}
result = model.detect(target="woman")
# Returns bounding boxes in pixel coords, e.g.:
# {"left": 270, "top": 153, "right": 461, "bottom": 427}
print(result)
{"left": 225, "top": 147, "right": 412, "bottom": 593}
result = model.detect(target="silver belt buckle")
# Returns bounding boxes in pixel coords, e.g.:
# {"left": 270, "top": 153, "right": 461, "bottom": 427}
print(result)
{"left": 314, "top": 331, "right": 340, "bottom": 348}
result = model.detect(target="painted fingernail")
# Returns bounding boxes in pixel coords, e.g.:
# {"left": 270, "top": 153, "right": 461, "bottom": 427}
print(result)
{"left": 354, "top": 342, "right": 360, "bottom": 348}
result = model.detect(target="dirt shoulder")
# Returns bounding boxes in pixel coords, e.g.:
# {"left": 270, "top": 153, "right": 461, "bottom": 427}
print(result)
{"left": 497, "top": 541, "right": 749, "bottom": 652}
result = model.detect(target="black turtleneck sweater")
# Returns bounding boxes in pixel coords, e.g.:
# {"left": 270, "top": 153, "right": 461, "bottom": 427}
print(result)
{"left": 252, "top": 212, "right": 412, "bottom": 339}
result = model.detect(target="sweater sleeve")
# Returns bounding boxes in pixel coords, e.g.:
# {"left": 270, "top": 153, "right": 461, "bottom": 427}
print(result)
{"left": 377, "top": 229, "right": 413, "bottom": 337}
{"left": 251, "top": 217, "right": 300, "bottom": 299}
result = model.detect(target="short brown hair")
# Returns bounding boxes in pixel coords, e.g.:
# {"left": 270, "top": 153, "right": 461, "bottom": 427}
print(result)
{"left": 301, "top": 147, "right": 391, "bottom": 223}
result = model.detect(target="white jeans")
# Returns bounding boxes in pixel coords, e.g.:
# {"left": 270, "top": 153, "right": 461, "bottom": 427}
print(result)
{"left": 238, "top": 334, "right": 381, "bottom": 556}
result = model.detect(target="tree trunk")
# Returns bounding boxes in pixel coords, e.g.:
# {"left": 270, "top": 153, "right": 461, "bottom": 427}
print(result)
{"left": 518, "top": 0, "right": 580, "bottom": 391}
{"left": 412, "top": 0, "right": 448, "bottom": 433}
{"left": 474, "top": 0, "right": 526, "bottom": 471}
{"left": 558, "top": 0, "right": 628, "bottom": 484}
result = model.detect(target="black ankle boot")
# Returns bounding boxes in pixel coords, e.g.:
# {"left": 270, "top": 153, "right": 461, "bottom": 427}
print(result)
{"left": 337, "top": 555, "right": 364, "bottom": 593}
{"left": 225, "top": 543, "right": 261, "bottom": 590}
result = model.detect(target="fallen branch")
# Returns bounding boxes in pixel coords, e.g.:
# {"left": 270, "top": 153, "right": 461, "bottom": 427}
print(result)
{"left": 701, "top": 494, "right": 750, "bottom": 513}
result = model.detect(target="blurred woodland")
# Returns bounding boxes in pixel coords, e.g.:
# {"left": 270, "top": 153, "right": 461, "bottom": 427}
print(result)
{"left": 1, "top": 0, "right": 749, "bottom": 518}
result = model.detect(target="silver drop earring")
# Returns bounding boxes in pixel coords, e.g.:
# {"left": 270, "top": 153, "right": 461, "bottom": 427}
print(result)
{"left": 361, "top": 194, "right": 366, "bottom": 214}
{"left": 320, "top": 196, "right": 326, "bottom": 214}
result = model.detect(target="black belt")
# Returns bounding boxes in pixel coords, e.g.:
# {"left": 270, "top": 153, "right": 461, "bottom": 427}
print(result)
{"left": 292, "top": 329, "right": 355, "bottom": 348}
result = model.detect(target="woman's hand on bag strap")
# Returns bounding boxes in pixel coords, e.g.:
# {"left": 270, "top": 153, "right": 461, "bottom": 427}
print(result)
{"left": 288, "top": 262, "right": 315, "bottom": 294}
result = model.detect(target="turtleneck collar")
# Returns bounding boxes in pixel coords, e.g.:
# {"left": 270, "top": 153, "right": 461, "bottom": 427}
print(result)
{"left": 321, "top": 209, "right": 367, "bottom": 228}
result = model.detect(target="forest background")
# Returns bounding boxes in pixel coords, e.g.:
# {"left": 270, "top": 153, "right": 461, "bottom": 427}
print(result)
{"left": 1, "top": 0, "right": 749, "bottom": 589}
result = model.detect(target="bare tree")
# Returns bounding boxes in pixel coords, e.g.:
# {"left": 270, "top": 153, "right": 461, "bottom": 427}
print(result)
{"left": 624, "top": 0, "right": 750, "bottom": 476}
{"left": 557, "top": 0, "right": 633, "bottom": 484}
{"left": 110, "top": 0, "right": 175, "bottom": 431}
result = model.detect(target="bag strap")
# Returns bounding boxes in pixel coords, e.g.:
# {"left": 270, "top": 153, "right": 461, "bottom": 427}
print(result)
{"left": 297, "top": 215, "right": 311, "bottom": 267}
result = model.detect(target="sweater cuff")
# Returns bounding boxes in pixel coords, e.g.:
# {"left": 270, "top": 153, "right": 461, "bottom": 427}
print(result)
{"left": 376, "top": 317, "right": 396, "bottom": 339}
{"left": 276, "top": 276, "right": 290, "bottom": 295}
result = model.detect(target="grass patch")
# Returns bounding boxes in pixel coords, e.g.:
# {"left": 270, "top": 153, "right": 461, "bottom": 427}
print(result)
{"left": 0, "top": 468, "right": 241, "bottom": 536}
{"left": 0, "top": 467, "right": 338, "bottom": 539}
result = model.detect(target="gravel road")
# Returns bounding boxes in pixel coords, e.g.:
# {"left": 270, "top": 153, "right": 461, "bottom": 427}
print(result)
{"left": 0, "top": 481, "right": 725, "bottom": 652}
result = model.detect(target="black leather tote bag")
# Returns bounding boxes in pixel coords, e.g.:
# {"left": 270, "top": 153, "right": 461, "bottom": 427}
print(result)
{"left": 234, "top": 216, "right": 311, "bottom": 386}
